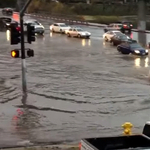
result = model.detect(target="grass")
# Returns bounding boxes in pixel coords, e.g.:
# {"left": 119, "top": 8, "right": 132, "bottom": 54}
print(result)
{"left": 81, "top": 15, "right": 121, "bottom": 24}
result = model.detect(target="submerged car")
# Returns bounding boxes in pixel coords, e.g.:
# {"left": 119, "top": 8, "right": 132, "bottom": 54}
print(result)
{"left": 24, "top": 19, "right": 45, "bottom": 35}
{"left": 103, "top": 30, "right": 124, "bottom": 42}
{"left": 50, "top": 23, "right": 71, "bottom": 34}
{"left": 65, "top": 27, "right": 91, "bottom": 38}
{"left": 117, "top": 42, "right": 149, "bottom": 56}
{"left": 111, "top": 34, "right": 136, "bottom": 46}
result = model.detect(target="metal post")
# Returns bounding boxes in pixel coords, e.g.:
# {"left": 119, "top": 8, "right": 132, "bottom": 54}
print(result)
{"left": 20, "top": 16, "right": 27, "bottom": 97}
{"left": 19, "top": 0, "right": 32, "bottom": 97}
{"left": 17, "top": 0, "right": 27, "bottom": 11}
{"left": 138, "top": 0, "right": 147, "bottom": 46}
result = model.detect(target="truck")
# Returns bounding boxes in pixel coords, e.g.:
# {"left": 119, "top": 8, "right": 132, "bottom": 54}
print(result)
{"left": 80, "top": 122, "right": 150, "bottom": 150}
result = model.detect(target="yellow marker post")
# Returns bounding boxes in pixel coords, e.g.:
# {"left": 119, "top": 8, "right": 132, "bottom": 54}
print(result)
{"left": 122, "top": 122, "right": 133, "bottom": 135}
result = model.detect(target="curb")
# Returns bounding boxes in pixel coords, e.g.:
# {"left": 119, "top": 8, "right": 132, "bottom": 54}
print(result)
{"left": 0, "top": 144, "right": 78, "bottom": 150}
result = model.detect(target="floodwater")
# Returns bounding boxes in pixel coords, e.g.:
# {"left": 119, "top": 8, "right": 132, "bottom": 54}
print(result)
{"left": 0, "top": 16, "right": 150, "bottom": 147}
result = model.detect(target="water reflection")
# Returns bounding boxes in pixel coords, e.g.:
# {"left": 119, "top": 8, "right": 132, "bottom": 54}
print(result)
{"left": 134, "top": 57, "right": 149, "bottom": 68}
{"left": 12, "top": 97, "right": 41, "bottom": 140}
{"left": 50, "top": 32, "right": 53, "bottom": 37}
{"left": 135, "top": 58, "right": 140, "bottom": 68}
{"left": 6, "top": 30, "right": 10, "bottom": 41}
{"left": 81, "top": 39, "right": 91, "bottom": 47}
{"left": 36, "top": 34, "right": 45, "bottom": 41}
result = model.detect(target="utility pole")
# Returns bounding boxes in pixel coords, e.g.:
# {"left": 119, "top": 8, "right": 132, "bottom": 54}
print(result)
{"left": 20, "top": 0, "right": 32, "bottom": 98}
{"left": 17, "top": 0, "right": 27, "bottom": 11}
{"left": 138, "top": 0, "right": 147, "bottom": 46}
{"left": 10, "top": 0, "right": 34, "bottom": 103}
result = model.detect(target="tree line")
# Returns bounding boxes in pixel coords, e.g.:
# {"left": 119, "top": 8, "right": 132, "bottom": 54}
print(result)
{"left": 0, "top": 0, "right": 17, "bottom": 7}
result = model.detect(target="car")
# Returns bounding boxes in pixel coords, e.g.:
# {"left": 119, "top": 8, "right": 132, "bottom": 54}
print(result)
{"left": 104, "top": 22, "right": 132, "bottom": 34}
{"left": 120, "top": 21, "right": 133, "bottom": 33}
{"left": 111, "top": 34, "right": 136, "bottom": 46}
{"left": 117, "top": 42, "right": 149, "bottom": 56}
{"left": 2, "top": 8, "right": 13, "bottom": 16}
{"left": 65, "top": 27, "right": 91, "bottom": 38}
{"left": 0, "top": 17, "right": 20, "bottom": 31}
{"left": 104, "top": 23, "right": 123, "bottom": 33}
{"left": 50, "top": 23, "right": 71, "bottom": 34}
{"left": 103, "top": 30, "right": 124, "bottom": 42}
{"left": 24, "top": 19, "right": 45, "bottom": 35}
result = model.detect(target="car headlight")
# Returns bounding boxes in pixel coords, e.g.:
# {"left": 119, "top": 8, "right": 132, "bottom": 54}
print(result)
{"left": 134, "top": 50, "right": 140, "bottom": 53}
{"left": 50, "top": 26, "right": 52, "bottom": 30}
{"left": 81, "top": 33, "right": 86, "bottom": 35}
{"left": 145, "top": 49, "right": 149, "bottom": 53}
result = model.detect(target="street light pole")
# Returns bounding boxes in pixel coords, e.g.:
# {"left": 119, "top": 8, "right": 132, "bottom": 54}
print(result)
{"left": 138, "top": 0, "right": 147, "bottom": 46}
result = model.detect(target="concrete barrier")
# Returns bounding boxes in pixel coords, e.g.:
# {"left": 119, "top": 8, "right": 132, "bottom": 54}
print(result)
{"left": 22, "top": 12, "right": 150, "bottom": 33}
{"left": 25, "top": 13, "right": 106, "bottom": 27}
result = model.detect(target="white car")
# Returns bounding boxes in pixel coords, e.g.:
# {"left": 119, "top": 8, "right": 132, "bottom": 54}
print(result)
{"left": 103, "top": 30, "right": 123, "bottom": 42}
{"left": 24, "top": 19, "right": 45, "bottom": 35}
{"left": 65, "top": 27, "right": 91, "bottom": 38}
{"left": 50, "top": 23, "right": 71, "bottom": 33}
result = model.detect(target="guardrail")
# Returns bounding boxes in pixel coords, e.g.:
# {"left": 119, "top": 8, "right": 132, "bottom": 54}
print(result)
{"left": 24, "top": 13, "right": 150, "bottom": 34}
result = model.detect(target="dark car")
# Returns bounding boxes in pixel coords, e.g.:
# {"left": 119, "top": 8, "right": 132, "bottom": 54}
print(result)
{"left": 117, "top": 42, "right": 149, "bottom": 56}
{"left": 111, "top": 34, "right": 136, "bottom": 46}
{"left": 0, "top": 17, "right": 12, "bottom": 31}
{"left": 2, "top": 8, "right": 13, "bottom": 16}
{"left": 0, "top": 17, "right": 20, "bottom": 31}
{"left": 120, "top": 21, "right": 133, "bottom": 34}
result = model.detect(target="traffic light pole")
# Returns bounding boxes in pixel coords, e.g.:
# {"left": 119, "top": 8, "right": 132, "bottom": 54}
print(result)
{"left": 19, "top": 0, "right": 32, "bottom": 97}
{"left": 20, "top": 17, "right": 27, "bottom": 97}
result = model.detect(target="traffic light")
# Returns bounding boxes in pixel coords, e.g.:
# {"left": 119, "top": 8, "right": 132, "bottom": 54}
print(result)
{"left": 11, "top": 50, "right": 19, "bottom": 58}
{"left": 10, "top": 24, "right": 21, "bottom": 45}
{"left": 27, "top": 24, "right": 35, "bottom": 44}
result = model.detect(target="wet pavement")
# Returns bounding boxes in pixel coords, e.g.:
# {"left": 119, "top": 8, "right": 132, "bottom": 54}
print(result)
{"left": 0, "top": 16, "right": 150, "bottom": 146}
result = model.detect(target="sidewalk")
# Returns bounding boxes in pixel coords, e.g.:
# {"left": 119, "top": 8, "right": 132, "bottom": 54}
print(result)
{"left": 1, "top": 144, "right": 78, "bottom": 150}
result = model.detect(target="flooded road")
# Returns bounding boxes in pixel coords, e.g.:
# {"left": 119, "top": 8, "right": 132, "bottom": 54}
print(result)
{"left": 0, "top": 18, "right": 150, "bottom": 146}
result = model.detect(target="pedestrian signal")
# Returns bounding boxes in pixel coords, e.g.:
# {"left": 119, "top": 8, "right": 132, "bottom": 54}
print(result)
{"left": 11, "top": 50, "right": 19, "bottom": 58}
{"left": 11, "top": 49, "right": 34, "bottom": 58}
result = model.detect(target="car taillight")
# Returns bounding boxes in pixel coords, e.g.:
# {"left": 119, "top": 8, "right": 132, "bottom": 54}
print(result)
{"left": 16, "top": 26, "right": 21, "bottom": 31}
{"left": 130, "top": 24, "right": 133, "bottom": 27}
{"left": 79, "top": 142, "right": 81, "bottom": 150}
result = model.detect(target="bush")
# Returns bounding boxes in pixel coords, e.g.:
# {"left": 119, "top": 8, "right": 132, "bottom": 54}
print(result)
{"left": 82, "top": 15, "right": 121, "bottom": 24}
{"left": 28, "top": 1, "right": 139, "bottom": 16}
{"left": 90, "top": 16, "right": 121, "bottom": 24}
{"left": 0, "top": 0, "right": 17, "bottom": 7}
